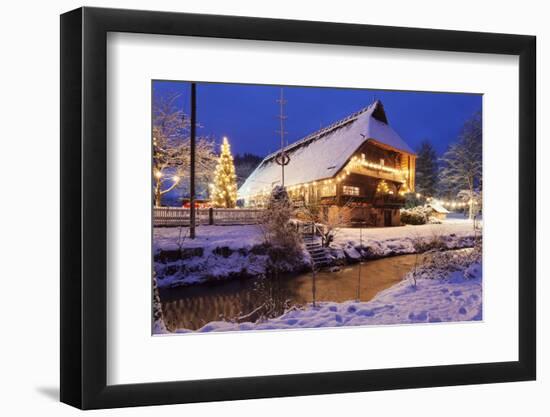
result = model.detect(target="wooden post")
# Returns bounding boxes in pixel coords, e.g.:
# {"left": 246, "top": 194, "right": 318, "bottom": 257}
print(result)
{"left": 209, "top": 207, "right": 214, "bottom": 225}
{"left": 312, "top": 268, "right": 316, "bottom": 308}
{"left": 357, "top": 223, "right": 363, "bottom": 301}
{"left": 190, "top": 83, "right": 197, "bottom": 239}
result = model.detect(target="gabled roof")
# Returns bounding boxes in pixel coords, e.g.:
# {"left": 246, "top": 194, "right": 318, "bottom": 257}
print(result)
{"left": 428, "top": 202, "right": 450, "bottom": 214}
{"left": 238, "top": 101, "right": 414, "bottom": 198}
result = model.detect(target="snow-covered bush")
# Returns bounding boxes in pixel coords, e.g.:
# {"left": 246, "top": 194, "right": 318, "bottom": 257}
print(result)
{"left": 152, "top": 272, "right": 168, "bottom": 333}
{"left": 406, "top": 235, "right": 482, "bottom": 287}
{"left": 259, "top": 186, "right": 303, "bottom": 270}
{"left": 400, "top": 206, "right": 432, "bottom": 225}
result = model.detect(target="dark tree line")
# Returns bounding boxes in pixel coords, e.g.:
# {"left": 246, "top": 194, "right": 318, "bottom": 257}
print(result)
{"left": 413, "top": 111, "right": 482, "bottom": 219}
{"left": 415, "top": 140, "right": 439, "bottom": 197}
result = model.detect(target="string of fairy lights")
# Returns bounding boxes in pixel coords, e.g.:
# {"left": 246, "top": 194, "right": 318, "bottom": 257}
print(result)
{"left": 155, "top": 137, "right": 473, "bottom": 210}
{"left": 279, "top": 153, "right": 411, "bottom": 197}
{"left": 424, "top": 196, "right": 472, "bottom": 209}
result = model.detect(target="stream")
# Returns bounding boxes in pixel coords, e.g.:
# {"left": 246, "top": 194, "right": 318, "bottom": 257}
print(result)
{"left": 159, "top": 253, "right": 420, "bottom": 331}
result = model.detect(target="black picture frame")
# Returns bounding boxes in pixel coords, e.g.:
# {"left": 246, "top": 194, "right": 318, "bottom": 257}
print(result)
{"left": 60, "top": 6, "right": 536, "bottom": 410}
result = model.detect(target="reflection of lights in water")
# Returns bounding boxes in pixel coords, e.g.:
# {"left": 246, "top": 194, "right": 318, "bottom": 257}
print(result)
{"left": 158, "top": 249, "right": 476, "bottom": 331}
{"left": 159, "top": 253, "right": 425, "bottom": 330}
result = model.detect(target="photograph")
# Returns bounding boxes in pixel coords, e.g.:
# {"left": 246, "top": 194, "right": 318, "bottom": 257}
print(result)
{"left": 152, "top": 81, "right": 483, "bottom": 334}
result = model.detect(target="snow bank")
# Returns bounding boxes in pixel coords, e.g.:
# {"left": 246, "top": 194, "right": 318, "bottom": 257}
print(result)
{"left": 154, "top": 219, "right": 480, "bottom": 288}
{"left": 154, "top": 225, "right": 308, "bottom": 288}
{"left": 330, "top": 218, "right": 480, "bottom": 260}
{"left": 175, "top": 260, "right": 482, "bottom": 333}
{"left": 154, "top": 225, "right": 268, "bottom": 287}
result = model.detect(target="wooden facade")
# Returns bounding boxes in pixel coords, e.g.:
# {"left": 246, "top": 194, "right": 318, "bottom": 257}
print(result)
{"left": 287, "top": 141, "right": 415, "bottom": 226}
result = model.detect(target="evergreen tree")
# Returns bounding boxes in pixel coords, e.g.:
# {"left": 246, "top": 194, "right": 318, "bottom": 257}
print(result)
{"left": 439, "top": 111, "right": 482, "bottom": 219}
{"left": 415, "top": 140, "right": 438, "bottom": 197}
{"left": 210, "top": 137, "right": 238, "bottom": 208}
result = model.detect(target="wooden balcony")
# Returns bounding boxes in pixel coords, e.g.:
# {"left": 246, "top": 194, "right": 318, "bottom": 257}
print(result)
{"left": 349, "top": 165, "right": 407, "bottom": 184}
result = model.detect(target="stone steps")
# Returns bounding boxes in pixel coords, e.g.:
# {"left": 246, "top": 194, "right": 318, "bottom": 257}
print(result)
{"left": 301, "top": 233, "right": 331, "bottom": 269}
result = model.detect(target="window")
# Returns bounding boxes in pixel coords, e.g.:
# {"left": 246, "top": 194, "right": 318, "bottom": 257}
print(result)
{"left": 343, "top": 185, "right": 360, "bottom": 196}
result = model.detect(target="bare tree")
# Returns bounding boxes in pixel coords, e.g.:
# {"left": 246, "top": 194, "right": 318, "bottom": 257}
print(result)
{"left": 152, "top": 92, "right": 217, "bottom": 206}
{"left": 439, "top": 111, "right": 482, "bottom": 219}
{"left": 297, "top": 199, "right": 354, "bottom": 247}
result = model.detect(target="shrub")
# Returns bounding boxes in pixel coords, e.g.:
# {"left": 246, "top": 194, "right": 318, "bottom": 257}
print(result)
{"left": 259, "top": 186, "right": 303, "bottom": 269}
{"left": 400, "top": 206, "right": 433, "bottom": 225}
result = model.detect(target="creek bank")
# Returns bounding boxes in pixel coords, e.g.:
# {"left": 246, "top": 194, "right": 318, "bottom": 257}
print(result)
{"left": 154, "top": 222, "right": 479, "bottom": 289}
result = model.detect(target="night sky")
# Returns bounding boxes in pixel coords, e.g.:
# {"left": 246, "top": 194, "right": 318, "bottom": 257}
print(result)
{"left": 153, "top": 80, "right": 482, "bottom": 157}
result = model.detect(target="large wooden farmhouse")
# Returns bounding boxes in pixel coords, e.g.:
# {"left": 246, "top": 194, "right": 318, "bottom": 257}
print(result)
{"left": 238, "top": 101, "right": 416, "bottom": 227}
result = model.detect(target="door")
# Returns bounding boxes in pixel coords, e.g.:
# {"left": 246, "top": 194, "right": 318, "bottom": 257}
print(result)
{"left": 384, "top": 210, "right": 392, "bottom": 227}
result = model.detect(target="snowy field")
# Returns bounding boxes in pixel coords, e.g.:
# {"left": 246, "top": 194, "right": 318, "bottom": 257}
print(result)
{"left": 172, "top": 261, "right": 482, "bottom": 333}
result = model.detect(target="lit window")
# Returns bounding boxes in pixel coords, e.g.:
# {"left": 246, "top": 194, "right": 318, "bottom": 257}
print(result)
{"left": 343, "top": 185, "right": 360, "bottom": 196}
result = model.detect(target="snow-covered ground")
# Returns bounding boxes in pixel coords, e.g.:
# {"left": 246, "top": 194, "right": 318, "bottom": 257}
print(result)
{"left": 172, "top": 260, "right": 482, "bottom": 333}
{"left": 154, "top": 224, "right": 309, "bottom": 287}
{"left": 154, "top": 217, "right": 480, "bottom": 288}
{"left": 154, "top": 225, "right": 265, "bottom": 253}
{"left": 154, "top": 225, "right": 273, "bottom": 288}
{"left": 331, "top": 218, "right": 480, "bottom": 260}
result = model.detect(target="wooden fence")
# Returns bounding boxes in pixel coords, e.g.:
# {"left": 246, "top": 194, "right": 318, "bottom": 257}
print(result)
{"left": 153, "top": 207, "right": 266, "bottom": 226}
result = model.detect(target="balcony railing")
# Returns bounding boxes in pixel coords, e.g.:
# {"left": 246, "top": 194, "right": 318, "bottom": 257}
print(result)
{"left": 349, "top": 165, "right": 407, "bottom": 183}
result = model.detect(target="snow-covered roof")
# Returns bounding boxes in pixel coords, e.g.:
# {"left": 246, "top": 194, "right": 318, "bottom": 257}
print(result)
{"left": 238, "top": 101, "right": 414, "bottom": 198}
{"left": 428, "top": 202, "right": 450, "bottom": 214}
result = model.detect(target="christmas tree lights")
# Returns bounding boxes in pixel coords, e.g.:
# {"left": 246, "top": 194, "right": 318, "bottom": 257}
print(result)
{"left": 210, "top": 137, "right": 238, "bottom": 208}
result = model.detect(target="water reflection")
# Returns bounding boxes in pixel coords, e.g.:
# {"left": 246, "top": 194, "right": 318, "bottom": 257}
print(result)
{"left": 160, "top": 253, "right": 420, "bottom": 331}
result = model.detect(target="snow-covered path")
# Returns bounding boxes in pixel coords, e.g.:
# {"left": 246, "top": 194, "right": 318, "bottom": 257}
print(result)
{"left": 173, "top": 262, "right": 482, "bottom": 333}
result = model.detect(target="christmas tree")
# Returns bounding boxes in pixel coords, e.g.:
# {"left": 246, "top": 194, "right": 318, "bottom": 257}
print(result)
{"left": 210, "top": 137, "right": 238, "bottom": 208}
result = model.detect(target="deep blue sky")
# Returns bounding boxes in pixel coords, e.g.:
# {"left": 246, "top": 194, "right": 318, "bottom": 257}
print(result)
{"left": 153, "top": 81, "right": 482, "bottom": 156}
